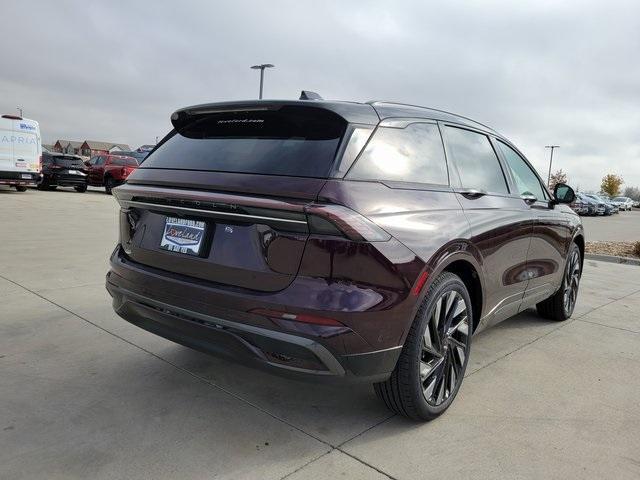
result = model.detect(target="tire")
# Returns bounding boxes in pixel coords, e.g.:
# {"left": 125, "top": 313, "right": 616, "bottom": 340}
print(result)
{"left": 104, "top": 177, "right": 115, "bottom": 195}
{"left": 14, "top": 185, "right": 27, "bottom": 192}
{"left": 536, "top": 243, "right": 581, "bottom": 321}
{"left": 374, "top": 272, "right": 473, "bottom": 421}
{"left": 74, "top": 185, "right": 87, "bottom": 193}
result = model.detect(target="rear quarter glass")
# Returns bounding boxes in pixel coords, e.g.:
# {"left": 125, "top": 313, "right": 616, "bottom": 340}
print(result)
{"left": 141, "top": 106, "right": 347, "bottom": 178}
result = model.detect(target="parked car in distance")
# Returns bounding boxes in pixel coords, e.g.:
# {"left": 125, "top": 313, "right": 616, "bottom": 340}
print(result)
{"left": 86, "top": 154, "right": 139, "bottom": 194}
{"left": 598, "top": 194, "right": 619, "bottom": 213}
{"left": 570, "top": 196, "right": 589, "bottom": 215}
{"left": 612, "top": 196, "right": 634, "bottom": 211}
{"left": 576, "top": 193, "right": 601, "bottom": 215}
{"left": 106, "top": 98, "right": 584, "bottom": 421}
{"left": 633, "top": 200, "right": 640, "bottom": 208}
{"left": 38, "top": 152, "right": 88, "bottom": 192}
{"left": 586, "top": 194, "right": 615, "bottom": 215}
{"left": 0, "top": 114, "right": 41, "bottom": 191}
{"left": 115, "top": 150, "right": 149, "bottom": 163}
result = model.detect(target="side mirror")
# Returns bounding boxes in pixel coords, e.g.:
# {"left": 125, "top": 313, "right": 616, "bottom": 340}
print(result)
{"left": 554, "top": 183, "right": 576, "bottom": 204}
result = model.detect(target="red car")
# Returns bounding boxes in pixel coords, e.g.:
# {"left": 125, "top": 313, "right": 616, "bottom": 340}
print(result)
{"left": 86, "top": 154, "right": 139, "bottom": 194}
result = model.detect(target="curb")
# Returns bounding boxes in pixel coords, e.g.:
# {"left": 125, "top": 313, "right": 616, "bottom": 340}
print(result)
{"left": 585, "top": 253, "right": 640, "bottom": 266}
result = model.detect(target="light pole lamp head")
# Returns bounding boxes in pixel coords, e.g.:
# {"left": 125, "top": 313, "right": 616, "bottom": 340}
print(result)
{"left": 251, "top": 64, "right": 274, "bottom": 70}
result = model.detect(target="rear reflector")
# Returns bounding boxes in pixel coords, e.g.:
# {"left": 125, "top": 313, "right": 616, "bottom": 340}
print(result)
{"left": 412, "top": 271, "right": 429, "bottom": 296}
{"left": 251, "top": 308, "right": 344, "bottom": 327}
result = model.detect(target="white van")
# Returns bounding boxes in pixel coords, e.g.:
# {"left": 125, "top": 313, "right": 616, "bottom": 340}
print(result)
{"left": 0, "top": 115, "right": 42, "bottom": 191}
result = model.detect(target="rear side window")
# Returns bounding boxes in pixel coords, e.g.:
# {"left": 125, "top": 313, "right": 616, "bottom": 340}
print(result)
{"left": 142, "top": 106, "right": 346, "bottom": 178}
{"left": 497, "top": 141, "right": 546, "bottom": 200}
{"left": 347, "top": 123, "right": 448, "bottom": 185}
{"left": 444, "top": 127, "right": 509, "bottom": 194}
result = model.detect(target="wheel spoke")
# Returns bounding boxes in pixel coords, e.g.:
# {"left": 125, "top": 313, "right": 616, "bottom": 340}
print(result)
{"left": 420, "top": 356, "right": 444, "bottom": 382}
{"left": 421, "top": 288, "right": 471, "bottom": 406}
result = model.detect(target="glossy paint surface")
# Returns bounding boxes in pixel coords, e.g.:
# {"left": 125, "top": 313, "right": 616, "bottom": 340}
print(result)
{"left": 107, "top": 99, "right": 584, "bottom": 379}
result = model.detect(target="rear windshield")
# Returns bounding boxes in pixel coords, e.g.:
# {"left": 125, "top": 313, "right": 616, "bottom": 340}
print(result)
{"left": 54, "top": 156, "right": 84, "bottom": 168}
{"left": 141, "top": 106, "right": 346, "bottom": 177}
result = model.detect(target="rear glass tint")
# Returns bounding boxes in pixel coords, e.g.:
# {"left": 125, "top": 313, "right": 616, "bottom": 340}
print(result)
{"left": 54, "top": 156, "right": 84, "bottom": 168}
{"left": 141, "top": 106, "right": 346, "bottom": 177}
{"left": 347, "top": 123, "right": 448, "bottom": 185}
{"left": 444, "top": 127, "right": 509, "bottom": 194}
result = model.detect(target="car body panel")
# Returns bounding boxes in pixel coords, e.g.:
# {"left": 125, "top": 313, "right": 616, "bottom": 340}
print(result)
{"left": 107, "top": 99, "right": 584, "bottom": 381}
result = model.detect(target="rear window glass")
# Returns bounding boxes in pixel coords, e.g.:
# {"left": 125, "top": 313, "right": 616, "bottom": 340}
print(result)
{"left": 54, "top": 156, "right": 84, "bottom": 168}
{"left": 347, "top": 123, "right": 448, "bottom": 185}
{"left": 141, "top": 106, "right": 346, "bottom": 178}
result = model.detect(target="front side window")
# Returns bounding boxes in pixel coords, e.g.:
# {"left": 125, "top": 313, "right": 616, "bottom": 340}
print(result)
{"left": 347, "top": 123, "right": 448, "bottom": 185}
{"left": 444, "top": 127, "right": 508, "bottom": 194}
{"left": 497, "top": 141, "right": 546, "bottom": 200}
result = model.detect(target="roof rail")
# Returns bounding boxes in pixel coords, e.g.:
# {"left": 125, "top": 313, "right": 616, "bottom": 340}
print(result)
{"left": 366, "top": 101, "right": 497, "bottom": 133}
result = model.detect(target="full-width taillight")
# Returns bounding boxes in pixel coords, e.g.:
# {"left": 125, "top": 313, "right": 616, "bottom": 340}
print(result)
{"left": 250, "top": 308, "right": 345, "bottom": 327}
{"left": 305, "top": 204, "right": 391, "bottom": 242}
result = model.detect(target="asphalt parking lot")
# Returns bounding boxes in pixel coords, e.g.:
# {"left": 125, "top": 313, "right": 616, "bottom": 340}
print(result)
{"left": 2, "top": 187, "right": 640, "bottom": 479}
{"left": 581, "top": 209, "right": 640, "bottom": 242}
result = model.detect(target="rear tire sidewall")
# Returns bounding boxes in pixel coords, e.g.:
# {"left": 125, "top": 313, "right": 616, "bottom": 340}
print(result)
{"left": 408, "top": 274, "right": 473, "bottom": 419}
{"left": 563, "top": 243, "right": 582, "bottom": 318}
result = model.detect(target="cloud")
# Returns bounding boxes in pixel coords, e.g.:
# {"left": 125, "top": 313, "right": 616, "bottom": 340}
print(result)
{"left": 2, "top": 0, "right": 639, "bottom": 190}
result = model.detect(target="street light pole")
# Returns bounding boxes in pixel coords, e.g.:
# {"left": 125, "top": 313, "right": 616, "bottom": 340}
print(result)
{"left": 17, "top": 106, "right": 23, "bottom": 117}
{"left": 545, "top": 145, "right": 560, "bottom": 188}
{"left": 250, "top": 64, "right": 275, "bottom": 99}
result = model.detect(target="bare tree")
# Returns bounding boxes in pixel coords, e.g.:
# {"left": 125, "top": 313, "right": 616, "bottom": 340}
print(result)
{"left": 623, "top": 186, "right": 640, "bottom": 200}
{"left": 548, "top": 169, "right": 568, "bottom": 191}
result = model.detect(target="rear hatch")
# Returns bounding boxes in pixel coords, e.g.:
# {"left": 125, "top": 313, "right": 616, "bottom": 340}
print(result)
{"left": 0, "top": 116, "right": 40, "bottom": 174}
{"left": 52, "top": 155, "right": 87, "bottom": 179}
{"left": 114, "top": 102, "right": 378, "bottom": 292}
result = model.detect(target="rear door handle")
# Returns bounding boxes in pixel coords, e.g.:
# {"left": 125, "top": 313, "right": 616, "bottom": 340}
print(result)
{"left": 458, "top": 188, "right": 487, "bottom": 199}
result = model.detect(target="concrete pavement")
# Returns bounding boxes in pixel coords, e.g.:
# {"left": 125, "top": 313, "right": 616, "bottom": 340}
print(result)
{"left": 580, "top": 209, "right": 640, "bottom": 242}
{"left": 1, "top": 187, "right": 639, "bottom": 479}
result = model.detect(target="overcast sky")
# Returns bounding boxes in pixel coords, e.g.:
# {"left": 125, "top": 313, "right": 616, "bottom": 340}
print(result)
{"left": 3, "top": 0, "right": 639, "bottom": 191}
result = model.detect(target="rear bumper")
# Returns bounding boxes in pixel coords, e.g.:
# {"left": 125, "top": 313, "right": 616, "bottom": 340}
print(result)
{"left": 46, "top": 173, "right": 88, "bottom": 187}
{"left": 0, "top": 171, "right": 40, "bottom": 185}
{"left": 106, "top": 246, "right": 404, "bottom": 383}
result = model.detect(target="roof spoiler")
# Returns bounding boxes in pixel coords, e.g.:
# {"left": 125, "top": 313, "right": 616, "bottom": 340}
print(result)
{"left": 170, "top": 98, "right": 379, "bottom": 131}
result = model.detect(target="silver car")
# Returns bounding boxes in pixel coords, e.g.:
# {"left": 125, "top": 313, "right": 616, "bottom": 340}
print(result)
{"left": 612, "top": 196, "right": 634, "bottom": 211}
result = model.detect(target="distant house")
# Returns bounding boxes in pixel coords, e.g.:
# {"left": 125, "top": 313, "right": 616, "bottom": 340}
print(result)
{"left": 42, "top": 144, "right": 55, "bottom": 153}
{"left": 80, "top": 141, "right": 131, "bottom": 157}
{"left": 53, "top": 140, "right": 83, "bottom": 155}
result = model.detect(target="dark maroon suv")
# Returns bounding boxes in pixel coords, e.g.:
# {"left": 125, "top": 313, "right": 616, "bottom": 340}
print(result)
{"left": 106, "top": 97, "right": 583, "bottom": 420}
